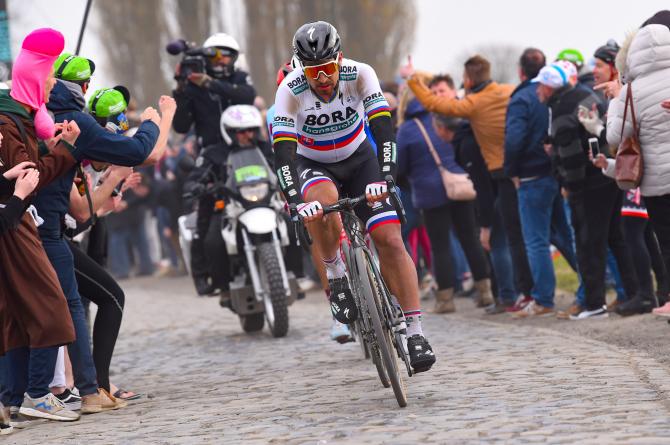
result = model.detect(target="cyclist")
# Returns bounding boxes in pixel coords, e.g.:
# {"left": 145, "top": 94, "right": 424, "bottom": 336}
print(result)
{"left": 272, "top": 21, "right": 435, "bottom": 372}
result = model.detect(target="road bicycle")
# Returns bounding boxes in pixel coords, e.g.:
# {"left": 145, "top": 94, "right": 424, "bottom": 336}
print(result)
{"left": 294, "top": 177, "right": 413, "bottom": 407}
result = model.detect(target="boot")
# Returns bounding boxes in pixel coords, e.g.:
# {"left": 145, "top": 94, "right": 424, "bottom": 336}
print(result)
{"left": 615, "top": 295, "right": 655, "bottom": 316}
{"left": 432, "top": 289, "right": 455, "bottom": 314}
{"left": 474, "top": 279, "right": 494, "bottom": 307}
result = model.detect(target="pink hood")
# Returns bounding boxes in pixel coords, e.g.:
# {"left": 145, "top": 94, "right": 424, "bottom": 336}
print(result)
{"left": 10, "top": 28, "right": 64, "bottom": 139}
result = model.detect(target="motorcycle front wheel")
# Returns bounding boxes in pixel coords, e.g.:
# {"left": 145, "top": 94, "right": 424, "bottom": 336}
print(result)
{"left": 239, "top": 313, "right": 265, "bottom": 332}
{"left": 258, "top": 242, "right": 289, "bottom": 338}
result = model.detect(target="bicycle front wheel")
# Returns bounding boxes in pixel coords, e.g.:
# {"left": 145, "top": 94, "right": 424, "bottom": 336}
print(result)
{"left": 355, "top": 248, "right": 407, "bottom": 408}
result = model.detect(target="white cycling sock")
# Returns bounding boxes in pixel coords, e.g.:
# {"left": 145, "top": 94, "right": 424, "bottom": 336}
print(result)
{"left": 404, "top": 309, "right": 423, "bottom": 337}
{"left": 323, "top": 251, "right": 346, "bottom": 280}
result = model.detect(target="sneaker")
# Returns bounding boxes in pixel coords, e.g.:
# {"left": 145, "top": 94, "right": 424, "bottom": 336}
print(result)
{"left": 556, "top": 303, "right": 583, "bottom": 319}
{"left": 570, "top": 306, "right": 609, "bottom": 320}
{"left": 505, "top": 295, "right": 533, "bottom": 313}
{"left": 19, "top": 393, "right": 80, "bottom": 421}
{"left": 330, "top": 319, "right": 354, "bottom": 344}
{"left": 0, "top": 422, "right": 11, "bottom": 436}
{"left": 0, "top": 406, "right": 12, "bottom": 435}
{"left": 615, "top": 296, "right": 655, "bottom": 317}
{"left": 512, "top": 301, "right": 554, "bottom": 319}
{"left": 81, "top": 389, "right": 126, "bottom": 414}
{"left": 328, "top": 277, "right": 358, "bottom": 324}
{"left": 54, "top": 388, "right": 82, "bottom": 411}
{"left": 9, "top": 406, "right": 42, "bottom": 429}
{"left": 407, "top": 335, "right": 436, "bottom": 373}
{"left": 652, "top": 301, "right": 670, "bottom": 317}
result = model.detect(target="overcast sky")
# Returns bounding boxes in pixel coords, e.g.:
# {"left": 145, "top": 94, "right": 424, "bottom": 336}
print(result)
{"left": 8, "top": 0, "right": 670, "bottom": 93}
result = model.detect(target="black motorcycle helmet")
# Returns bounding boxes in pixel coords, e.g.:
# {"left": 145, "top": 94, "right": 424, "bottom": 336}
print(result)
{"left": 594, "top": 39, "right": 620, "bottom": 65}
{"left": 293, "top": 21, "right": 341, "bottom": 63}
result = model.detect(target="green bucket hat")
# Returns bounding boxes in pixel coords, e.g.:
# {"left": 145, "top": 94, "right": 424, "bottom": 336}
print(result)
{"left": 53, "top": 52, "right": 96, "bottom": 81}
{"left": 88, "top": 86, "right": 131, "bottom": 118}
{"left": 555, "top": 48, "right": 584, "bottom": 69}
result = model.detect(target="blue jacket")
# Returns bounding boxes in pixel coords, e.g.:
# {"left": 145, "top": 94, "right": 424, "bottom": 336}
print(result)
{"left": 397, "top": 99, "right": 464, "bottom": 210}
{"left": 503, "top": 80, "right": 551, "bottom": 179}
{"left": 34, "top": 80, "right": 160, "bottom": 237}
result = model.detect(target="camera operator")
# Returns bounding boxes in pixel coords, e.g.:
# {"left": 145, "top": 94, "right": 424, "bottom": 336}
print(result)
{"left": 172, "top": 33, "right": 255, "bottom": 148}
{"left": 171, "top": 33, "right": 256, "bottom": 295}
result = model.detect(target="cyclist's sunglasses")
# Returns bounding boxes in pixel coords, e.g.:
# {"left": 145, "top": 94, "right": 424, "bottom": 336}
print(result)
{"left": 233, "top": 127, "right": 256, "bottom": 134}
{"left": 303, "top": 59, "right": 339, "bottom": 80}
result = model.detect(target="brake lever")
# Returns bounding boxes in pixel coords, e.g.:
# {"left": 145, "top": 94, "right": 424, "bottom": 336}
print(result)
{"left": 289, "top": 204, "right": 313, "bottom": 246}
{"left": 385, "top": 175, "right": 407, "bottom": 225}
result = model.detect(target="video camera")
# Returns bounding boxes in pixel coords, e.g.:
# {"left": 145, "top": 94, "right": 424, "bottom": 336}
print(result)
{"left": 166, "top": 39, "right": 217, "bottom": 80}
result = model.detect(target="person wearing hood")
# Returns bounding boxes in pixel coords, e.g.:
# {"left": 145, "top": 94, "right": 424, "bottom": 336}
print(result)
{"left": 606, "top": 11, "right": 670, "bottom": 317}
{"left": 0, "top": 27, "right": 83, "bottom": 424}
{"left": 396, "top": 73, "right": 492, "bottom": 314}
{"left": 27, "top": 53, "right": 175, "bottom": 414}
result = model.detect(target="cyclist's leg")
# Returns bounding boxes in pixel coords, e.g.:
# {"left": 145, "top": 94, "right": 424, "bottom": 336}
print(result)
{"left": 298, "top": 158, "right": 358, "bottom": 325}
{"left": 299, "top": 162, "right": 342, "bottom": 266}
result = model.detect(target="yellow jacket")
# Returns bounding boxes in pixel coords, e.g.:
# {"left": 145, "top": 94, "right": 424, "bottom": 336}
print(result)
{"left": 407, "top": 76, "right": 514, "bottom": 172}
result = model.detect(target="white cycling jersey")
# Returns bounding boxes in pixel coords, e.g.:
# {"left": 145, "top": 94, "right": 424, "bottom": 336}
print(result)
{"left": 271, "top": 58, "right": 391, "bottom": 164}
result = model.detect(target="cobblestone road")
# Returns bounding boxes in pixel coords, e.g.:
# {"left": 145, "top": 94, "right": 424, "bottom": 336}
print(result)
{"left": 9, "top": 276, "right": 670, "bottom": 444}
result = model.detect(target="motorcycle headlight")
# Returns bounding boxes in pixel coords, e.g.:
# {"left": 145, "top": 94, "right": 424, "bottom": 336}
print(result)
{"left": 239, "top": 183, "right": 269, "bottom": 202}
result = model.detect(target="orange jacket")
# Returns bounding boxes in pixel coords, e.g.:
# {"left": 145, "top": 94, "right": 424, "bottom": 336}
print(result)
{"left": 407, "top": 76, "right": 514, "bottom": 172}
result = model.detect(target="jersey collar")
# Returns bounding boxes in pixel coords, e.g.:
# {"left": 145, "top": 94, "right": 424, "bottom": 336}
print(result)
{"left": 309, "top": 81, "right": 340, "bottom": 103}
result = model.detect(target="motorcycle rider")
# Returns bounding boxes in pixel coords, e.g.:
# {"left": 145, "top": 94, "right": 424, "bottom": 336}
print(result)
{"left": 172, "top": 32, "right": 256, "bottom": 296}
{"left": 183, "top": 105, "right": 273, "bottom": 306}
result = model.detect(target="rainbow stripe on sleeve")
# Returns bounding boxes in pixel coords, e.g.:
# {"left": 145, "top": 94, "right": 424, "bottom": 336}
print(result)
{"left": 272, "top": 131, "right": 298, "bottom": 144}
{"left": 366, "top": 105, "right": 391, "bottom": 121}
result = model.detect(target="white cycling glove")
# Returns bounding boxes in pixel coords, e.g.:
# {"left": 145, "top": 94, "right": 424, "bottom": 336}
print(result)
{"left": 578, "top": 105, "right": 604, "bottom": 137}
{"left": 297, "top": 201, "right": 323, "bottom": 218}
{"left": 365, "top": 181, "right": 387, "bottom": 199}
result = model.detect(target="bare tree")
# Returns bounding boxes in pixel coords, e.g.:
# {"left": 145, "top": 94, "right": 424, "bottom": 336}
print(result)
{"left": 95, "top": 0, "right": 171, "bottom": 106}
{"left": 95, "top": 0, "right": 417, "bottom": 106}
{"left": 243, "top": 0, "right": 417, "bottom": 102}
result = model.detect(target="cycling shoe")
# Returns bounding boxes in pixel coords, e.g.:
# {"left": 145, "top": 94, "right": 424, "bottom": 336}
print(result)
{"left": 407, "top": 335, "right": 436, "bottom": 373}
{"left": 328, "top": 277, "right": 358, "bottom": 324}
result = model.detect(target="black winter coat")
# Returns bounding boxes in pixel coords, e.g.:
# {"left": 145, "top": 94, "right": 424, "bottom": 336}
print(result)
{"left": 172, "top": 70, "right": 256, "bottom": 148}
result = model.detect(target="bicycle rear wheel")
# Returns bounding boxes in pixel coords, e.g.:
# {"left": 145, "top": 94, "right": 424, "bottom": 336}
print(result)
{"left": 355, "top": 248, "right": 407, "bottom": 408}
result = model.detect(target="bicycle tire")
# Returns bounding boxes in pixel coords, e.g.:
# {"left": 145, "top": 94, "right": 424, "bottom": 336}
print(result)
{"left": 343, "top": 241, "right": 372, "bottom": 360}
{"left": 355, "top": 248, "right": 407, "bottom": 408}
{"left": 345, "top": 243, "right": 390, "bottom": 388}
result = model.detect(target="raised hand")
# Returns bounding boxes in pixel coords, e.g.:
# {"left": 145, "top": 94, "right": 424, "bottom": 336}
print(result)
{"left": 159, "top": 96, "right": 177, "bottom": 117}
{"left": 60, "top": 120, "right": 81, "bottom": 145}
{"left": 399, "top": 55, "right": 415, "bottom": 80}
{"left": 140, "top": 107, "right": 161, "bottom": 126}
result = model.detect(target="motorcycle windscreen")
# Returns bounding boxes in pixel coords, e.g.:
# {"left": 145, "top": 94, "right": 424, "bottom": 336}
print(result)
{"left": 226, "top": 147, "right": 274, "bottom": 188}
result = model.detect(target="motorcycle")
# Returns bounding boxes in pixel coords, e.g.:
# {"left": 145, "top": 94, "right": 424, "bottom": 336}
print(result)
{"left": 179, "top": 145, "right": 298, "bottom": 337}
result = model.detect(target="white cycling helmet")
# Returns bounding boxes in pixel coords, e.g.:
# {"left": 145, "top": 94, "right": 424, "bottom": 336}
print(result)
{"left": 220, "top": 105, "right": 262, "bottom": 145}
{"left": 203, "top": 33, "right": 240, "bottom": 52}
